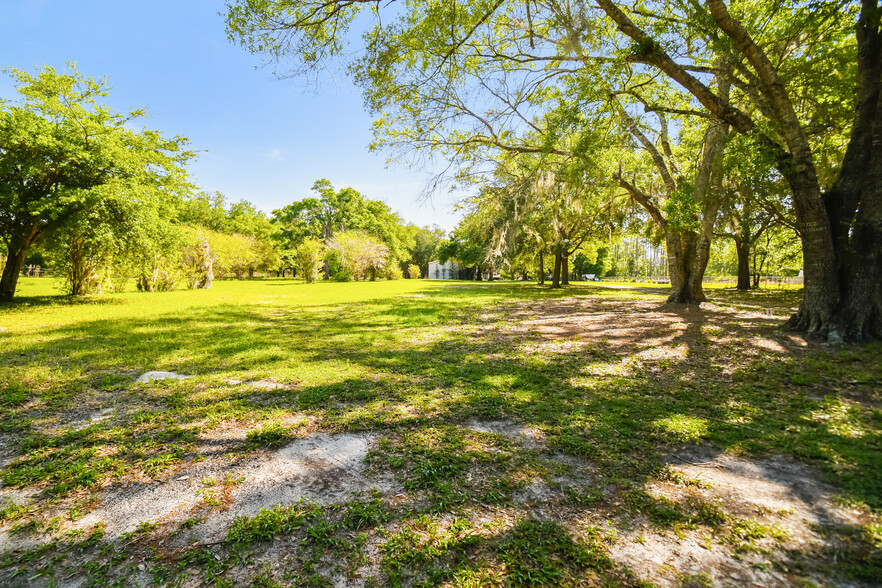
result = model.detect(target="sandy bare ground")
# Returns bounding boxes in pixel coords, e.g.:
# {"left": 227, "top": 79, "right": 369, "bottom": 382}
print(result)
{"left": 1, "top": 425, "right": 868, "bottom": 587}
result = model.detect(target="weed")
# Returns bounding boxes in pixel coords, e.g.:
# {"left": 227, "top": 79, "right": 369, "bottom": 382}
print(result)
{"left": 496, "top": 520, "right": 612, "bottom": 586}
{"left": 246, "top": 421, "right": 295, "bottom": 448}
{"left": 0, "top": 499, "right": 36, "bottom": 523}
{"left": 226, "top": 499, "right": 321, "bottom": 546}
{"left": 724, "top": 519, "right": 788, "bottom": 552}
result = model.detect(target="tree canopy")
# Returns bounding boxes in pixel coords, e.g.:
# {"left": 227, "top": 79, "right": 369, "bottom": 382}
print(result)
{"left": 227, "top": 0, "right": 880, "bottom": 342}
{"left": 0, "top": 64, "right": 193, "bottom": 300}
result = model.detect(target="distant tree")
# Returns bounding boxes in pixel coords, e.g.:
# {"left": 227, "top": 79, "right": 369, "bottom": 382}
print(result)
{"left": 49, "top": 190, "right": 136, "bottom": 295}
{"left": 328, "top": 232, "right": 389, "bottom": 281}
{"left": 179, "top": 227, "right": 215, "bottom": 290}
{"left": 0, "top": 65, "right": 193, "bottom": 301}
{"left": 405, "top": 225, "right": 445, "bottom": 278}
{"left": 273, "top": 179, "right": 411, "bottom": 279}
{"left": 587, "top": 247, "right": 610, "bottom": 278}
{"left": 291, "top": 237, "right": 324, "bottom": 283}
{"left": 177, "top": 191, "right": 230, "bottom": 233}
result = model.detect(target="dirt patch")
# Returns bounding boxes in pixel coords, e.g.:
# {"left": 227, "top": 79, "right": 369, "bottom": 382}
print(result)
{"left": 478, "top": 296, "right": 810, "bottom": 364}
{"left": 606, "top": 445, "right": 871, "bottom": 587}
{"left": 1, "top": 432, "right": 393, "bottom": 552}
{"left": 135, "top": 371, "right": 191, "bottom": 383}
{"left": 465, "top": 419, "right": 546, "bottom": 448}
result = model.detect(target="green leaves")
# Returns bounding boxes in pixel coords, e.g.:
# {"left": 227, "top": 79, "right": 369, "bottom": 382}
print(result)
{"left": 0, "top": 64, "right": 194, "bottom": 299}
{"left": 661, "top": 181, "right": 700, "bottom": 233}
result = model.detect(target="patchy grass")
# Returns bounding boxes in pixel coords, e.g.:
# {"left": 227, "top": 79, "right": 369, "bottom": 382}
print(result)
{"left": 1, "top": 278, "right": 881, "bottom": 586}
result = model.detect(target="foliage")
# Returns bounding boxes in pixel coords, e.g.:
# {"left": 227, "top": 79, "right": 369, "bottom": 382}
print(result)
{"left": 403, "top": 225, "right": 445, "bottom": 278}
{"left": 0, "top": 64, "right": 193, "bottom": 300}
{"left": 327, "top": 231, "right": 390, "bottom": 281}
{"left": 272, "top": 179, "right": 413, "bottom": 280}
{"left": 291, "top": 237, "right": 324, "bottom": 283}
{"left": 178, "top": 227, "right": 215, "bottom": 290}
{"left": 179, "top": 191, "right": 277, "bottom": 241}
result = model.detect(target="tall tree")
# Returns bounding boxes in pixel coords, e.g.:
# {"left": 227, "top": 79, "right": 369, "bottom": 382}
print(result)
{"left": 0, "top": 65, "right": 192, "bottom": 301}
{"left": 272, "top": 179, "right": 411, "bottom": 278}
{"left": 228, "top": 0, "right": 876, "bottom": 340}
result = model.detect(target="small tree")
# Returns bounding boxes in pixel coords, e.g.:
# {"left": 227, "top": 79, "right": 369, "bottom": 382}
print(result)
{"left": 50, "top": 204, "right": 115, "bottom": 296}
{"left": 328, "top": 232, "right": 389, "bottom": 281}
{"left": 407, "top": 264, "right": 420, "bottom": 279}
{"left": 179, "top": 227, "right": 215, "bottom": 289}
{"left": 292, "top": 237, "right": 324, "bottom": 283}
{"left": 52, "top": 225, "right": 111, "bottom": 296}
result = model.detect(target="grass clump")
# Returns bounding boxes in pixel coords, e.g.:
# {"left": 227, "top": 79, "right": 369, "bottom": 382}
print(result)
{"left": 226, "top": 498, "right": 322, "bottom": 546}
{"left": 369, "top": 426, "right": 544, "bottom": 509}
{"left": 380, "top": 515, "right": 481, "bottom": 586}
{"left": 245, "top": 421, "right": 295, "bottom": 448}
{"left": 495, "top": 520, "right": 612, "bottom": 587}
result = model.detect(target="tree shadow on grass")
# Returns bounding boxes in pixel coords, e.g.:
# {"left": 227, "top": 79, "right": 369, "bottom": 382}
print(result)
{"left": 0, "top": 294, "right": 126, "bottom": 312}
{"left": 1, "top": 285, "right": 880, "bottom": 585}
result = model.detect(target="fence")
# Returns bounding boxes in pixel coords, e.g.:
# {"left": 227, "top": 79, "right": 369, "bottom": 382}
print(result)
{"left": 601, "top": 275, "right": 803, "bottom": 286}
{"left": 0, "top": 256, "right": 53, "bottom": 278}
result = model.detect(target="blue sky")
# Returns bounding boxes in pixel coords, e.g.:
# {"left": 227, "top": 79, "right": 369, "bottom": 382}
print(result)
{"left": 0, "top": 0, "right": 464, "bottom": 230}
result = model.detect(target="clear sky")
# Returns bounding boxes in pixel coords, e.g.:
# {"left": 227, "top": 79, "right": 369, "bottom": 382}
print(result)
{"left": 0, "top": 0, "right": 465, "bottom": 231}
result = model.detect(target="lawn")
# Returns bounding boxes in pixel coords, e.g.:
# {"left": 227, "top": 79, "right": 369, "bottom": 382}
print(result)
{"left": 1, "top": 278, "right": 880, "bottom": 587}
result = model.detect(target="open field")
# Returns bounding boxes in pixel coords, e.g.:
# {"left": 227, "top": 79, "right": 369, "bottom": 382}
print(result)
{"left": 1, "top": 278, "right": 880, "bottom": 587}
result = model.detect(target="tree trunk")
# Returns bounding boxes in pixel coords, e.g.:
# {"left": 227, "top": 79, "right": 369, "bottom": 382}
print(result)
{"left": 537, "top": 249, "right": 545, "bottom": 285}
{"left": 0, "top": 248, "right": 28, "bottom": 301}
{"left": 734, "top": 236, "right": 751, "bottom": 290}
{"left": 665, "top": 231, "right": 705, "bottom": 304}
{"left": 551, "top": 250, "right": 561, "bottom": 288}
{"left": 561, "top": 254, "right": 570, "bottom": 286}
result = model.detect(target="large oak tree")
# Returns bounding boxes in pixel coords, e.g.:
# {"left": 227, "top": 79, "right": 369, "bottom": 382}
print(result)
{"left": 227, "top": 0, "right": 878, "bottom": 341}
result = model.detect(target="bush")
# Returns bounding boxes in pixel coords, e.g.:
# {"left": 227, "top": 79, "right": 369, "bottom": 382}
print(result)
{"left": 179, "top": 228, "right": 214, "bottom": 289}
{"left": 328, "top": 232, "right": 389, "bottom": 280}
{"left": 407, "top": 264, "right": 421, "bottom": 279}
{"left": 292, "top": 238, "right": 324, "bottom": 283}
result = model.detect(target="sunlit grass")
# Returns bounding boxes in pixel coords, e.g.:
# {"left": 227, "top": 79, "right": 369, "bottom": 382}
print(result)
{"left": 1, "top": 277, "right": 880, "bottom": 586}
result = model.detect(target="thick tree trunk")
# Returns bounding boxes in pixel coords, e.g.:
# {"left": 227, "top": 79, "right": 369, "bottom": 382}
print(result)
{"left": 561, "top": 255, "right": 570, "bottom": 286}
{"left": 551, "top": 251, "right": 561, "bottom": 288}
{"left": 665, "top": 231, "right": 706, "bottom": 304}
{"left": 0, "top": 248, "right": 28, "bottom": 301}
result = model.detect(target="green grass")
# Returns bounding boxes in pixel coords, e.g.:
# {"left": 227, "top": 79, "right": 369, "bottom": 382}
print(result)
{"left": 1, "top": 277, "right": 881, "bottom": 586}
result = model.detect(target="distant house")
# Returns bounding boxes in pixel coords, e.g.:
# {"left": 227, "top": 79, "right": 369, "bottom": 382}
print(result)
{"left": 428, "top": 260, "right": 459, "bottom": 280}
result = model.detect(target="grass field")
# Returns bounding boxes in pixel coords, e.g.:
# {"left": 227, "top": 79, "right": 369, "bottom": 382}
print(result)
{"left": 1, "top": 278, "right": 880, "bottom": 587}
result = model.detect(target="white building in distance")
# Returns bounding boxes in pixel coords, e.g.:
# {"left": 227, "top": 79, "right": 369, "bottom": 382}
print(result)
{"left": 428, "top": 260, "right": 459, "bottom": 279}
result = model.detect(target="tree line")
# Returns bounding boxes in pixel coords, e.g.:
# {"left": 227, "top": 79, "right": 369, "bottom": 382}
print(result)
{"left": 0, "top": 65, "right": 445, "bottom": 300}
